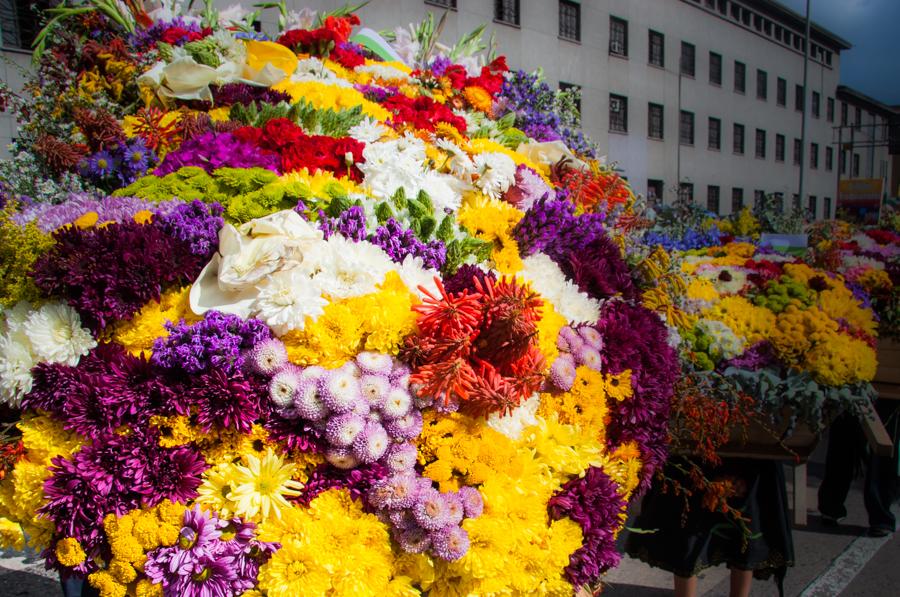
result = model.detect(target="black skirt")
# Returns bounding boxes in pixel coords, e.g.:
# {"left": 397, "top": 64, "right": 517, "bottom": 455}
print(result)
{"left": 624, "top": 457, "right": 794, "bottom": 587}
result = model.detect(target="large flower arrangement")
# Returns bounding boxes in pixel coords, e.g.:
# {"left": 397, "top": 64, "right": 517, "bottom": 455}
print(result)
{"left": 0, "top": 3, "right": 678, "bottom": 596}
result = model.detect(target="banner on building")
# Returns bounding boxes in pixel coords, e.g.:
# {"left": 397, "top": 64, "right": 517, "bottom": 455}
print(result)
{"left": 837, "top": 178, "right": 884, "bottom": 224}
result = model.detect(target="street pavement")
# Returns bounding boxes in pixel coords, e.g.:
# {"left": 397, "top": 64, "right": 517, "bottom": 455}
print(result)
{"left": 0, "top": 432, "right": 896, "bottom": 596}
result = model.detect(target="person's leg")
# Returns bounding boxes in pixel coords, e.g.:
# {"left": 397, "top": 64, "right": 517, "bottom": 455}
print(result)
{"left": 863, "top": 401, "right": 899, "bottom": 535}
{"left": 674, "top": 575, "right": 698, "bottom": 597}
{"left": 817, "top": 412, "right": 865, "bottom": 521}
{"left": 729, "top": 568, "right": 753, "bottom": 597}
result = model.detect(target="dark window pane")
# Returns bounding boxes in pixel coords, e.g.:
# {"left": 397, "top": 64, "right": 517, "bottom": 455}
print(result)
{"left": 777, "top": 77, "right": 787, "bottom": 106}
{"left": 755, "top": 129, "right": 766, "bottom": 158}
{"left": 775, "top": 134, "right": 785, "bottom": 161}
{"left": 707, "top": 185, "right": 720, "bottom": 214}
{"left": 680, "top": 111, "right": 695, "bottom": 145}
{"left": 756, "top": 69, "right": 767, "bottom": 100}
{"left": 560, "top": 1, "right": 580, "bottom": 41}
{"left": 734, "top": 61, "right": 746, "bottom": 93}
{"left": 681, "top": 42, "right": 695, "bottom": 76}
{"left": 609, "top": 94, "right": 628, "bottom": 133}
{"left": 609, "top": 16, "right": 627, "bottom": 55}
{"left": 494, "top": 0, "right": 520, "bottom": 25}
{"left": 708, "top": 117, "right": 721, "bottom": 150}
{"left": 733, "top": 123, "right": 745, "bottom": 154}
{"left": 648, "top": 103, "right": 664, "bottom": 139}
{"left": 732, "top": 188, "right": 744, "bottom": 212}
{"left": 709, "top": 52, "right": 722, "bottom": 85}
{"left": 649, "top": 30, "right": 665, "bottom": 67}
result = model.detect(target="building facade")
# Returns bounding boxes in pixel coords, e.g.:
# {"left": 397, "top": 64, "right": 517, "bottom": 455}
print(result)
{"left": 0, "top": 0, "right": 881, "bottom": 219}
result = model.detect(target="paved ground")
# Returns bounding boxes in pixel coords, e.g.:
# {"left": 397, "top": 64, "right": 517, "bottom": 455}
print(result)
{"left": 0, "top": 433, "right": 896, "bottom": 596}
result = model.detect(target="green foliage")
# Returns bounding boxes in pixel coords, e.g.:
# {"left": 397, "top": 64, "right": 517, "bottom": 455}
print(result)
{"left": 442, "top": 236, "right": 492, "bottom": 276}
{"left": 229, "top": 99, "right": 366, "bottom": 137}
{"left": 0, "top": 203, "right": 54, "bottom": 308}
{"left": 751, "top": 275, "right": 815, "bottom": 313}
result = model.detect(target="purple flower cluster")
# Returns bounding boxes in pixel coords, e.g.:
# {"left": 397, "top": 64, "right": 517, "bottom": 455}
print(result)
{"left": 503, "top": 164, "right": 555, "bottom": 211}
{"left": 41, "top": 430, "right": 207, "bottom": 572}
{"left": 80, "top": 138, "right": 156, "bottom": 191}
{"left": 156, "top": 200, "right": 224, "bottom": 259}
{"left": 154, "top": 132, "right": 280, "bottom": 176}
{"left": 514, "top": 196, "right": 635, "bottom": 301}
{"left": 369, "top": 475, "right": 481, "bottom": 561}
{"left": 353, "top": 83, "right": 395, "bottom": 102}
{"left": 547, "top": 325, "right": 604, "bottom": 391}
{"left": 318, "top": 205, "right": 367, "bottom": 241}
{"left": 144, "top": 507, "right": 276, "bottom": 597}
{"left": 370, "top": 218, "right": 446, "bottom": 270}
{"left": 12, "top": 192, "right": 181, "bottom": 232}
{"left": 548, "top": 466, "right": 627, "bottom": 586}
{"left": 211, "top": 83, "right": 292, "bottom": 107}
{"left": 295, "top": 461, "right": 388, "bottom": 505}
{"left": 442, "top": 264, "right": 495, "bottom": 295}
{"left": 595, "top": 301, "right": 680, "bottom": 491}
{"left": 32, "top": 220, "right": 207, "bottom": 330}
{"left": 128, "top": 17, "right": 202, "bottom": 50}
{"left": 153, "top": 311, "right": 271, "bottom": 375}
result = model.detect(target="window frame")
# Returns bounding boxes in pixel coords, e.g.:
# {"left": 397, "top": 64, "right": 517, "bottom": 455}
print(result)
{"left": 708, "top": 116, "right": 721, "bottom": 150}
{"left": 709, "top": 51, "right": 722, "bottom": 86}
{"left": 733, "top": 123, "right": 745, "bottom": 155}
{"left": 810, "top": 142, "right": 819, "bottom": 169}
{"left": 608, "top": 15, "right": 628, "bottom": 56}
{"left": 776, "top": 77, "right": 787, "bottom": 106}
{"left": 812, "top": 91, "right": 820, "bottom": 118}
{"left": 494, "top": 0, "right": 521, "bottom": 27}
{"left": 559, "top": 0, "right": 581, "bottom": 42}
{"left": 734, "top": 61, "right": 746, "bottom": 94}
{"left": 648, "top": 29, "right": 665, "bottom": 67}
{"left": 707, "top": 185, "right": 721, "bottom": 214}
{"left": 827, "top": 97, "right": 835, "bottom": 122}
{"left": 795, "top": 84, "right": 804, "bottom": 112}
{"left": 680, "top": 110, "right": 695, "bottom": 146}
{"left": 825, "top": 146, "right": 833, "bottom": 171}
{"left": 775, "top": 133, "right": 785, "bottom": 162}
{"left": 648, "top": 102, "right": 664, "bottom": 140}
{"left": 755, "top": 128, "right": 766, "bottom": 159}
{"left": 731, "top": 187, "right": 744, "bottom": 213}
{"left": 681, "top": 41, "right": 696, "bottom": 77}
{"left": 756, "top": 69, "right": 767, "bottom": 100}
{"left": 609, "top": 94, "right": 629, "bottom": 133}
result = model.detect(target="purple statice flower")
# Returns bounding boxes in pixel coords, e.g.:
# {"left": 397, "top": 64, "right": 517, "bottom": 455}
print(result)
{"left": 152, "top": 311, "right": 271, "bottom": 375}
{"left": 430, "top": 526, "right": 470, "bottom": 561}
{"left": 211, "top": 83, "right": 292, "bottom": 107}
{"left": 595, "top": 301, "right": 679, "bottom": 491}
{"left": 503, "top": 164, "right": 555, "bottom": 211}
{"left": 128, "top": 17, "right": 203, "bottom": 50}
{"left": 12, "top": 193, "right": 181, "bottom": 232}
{"left": 188, "top": 368, "right": 263, "bottom": 433}
{"left": 457, "top": 486, "right": 484, "bottom": 518}
{"left": 293, "top": 198, "right": 310, "bottom": 220}
{"left": 318, "top": 205, "right": 367, "bottom": 241}
{"left": 156, "top": 200, "right": 224, "bottom": 259}
{"left": 367, "top": 473, "right": 421, "bottom": 510}
{"left": 31, "top": 219, "right": 206, "bottom": 331}
{"left": 369, "top": 218, "right": 446, "bottom": 270}
{"left": 154, "top": 131, "right": 281, "bottom": 176}
{"left": 428, "top": 55, "right": 453, "bottom": 77}
{"left": 549, "top": 466, "right": 627, "bottom": 587}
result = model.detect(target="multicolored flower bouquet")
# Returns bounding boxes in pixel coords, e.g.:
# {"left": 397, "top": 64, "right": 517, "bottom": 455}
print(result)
{"left": 0, "top": 2, "right": 677, "bottom": 595}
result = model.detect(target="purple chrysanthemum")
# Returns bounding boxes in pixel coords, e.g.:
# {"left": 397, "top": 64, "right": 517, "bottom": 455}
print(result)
{"left": 325, "top": 413, "right": 367, "bottom": 447}
{"left": 457, "top": 486, "right": 484, "bottom": 519}
{"left": 383, "top": 410, "right": 423, "bottom": 440}
{"left": 430, "top": 526, "right": 470, "bottom": 561}
{"left": 383, "top": 442, "right": 418, "bottom": 473}
{"left": 352, "top": 421, "right": 390, "bottom": 464}
{"left": 548, "top": 354, "right": 577, "bottom": 391}
{"left": 154, "top": 131, "right": 281, "bottom": 176}
{"left": 412, "top": 488, "right": 453, "bottom": 531}
{"left": 189, "top": 368, "right": 262, "bottom": 433}
{"left": 367, "top": 473, "right": 421, "bottom": 510}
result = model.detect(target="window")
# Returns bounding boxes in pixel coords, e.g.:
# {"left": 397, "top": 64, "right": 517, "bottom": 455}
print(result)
{"left": 733, "top": 123, "right": 745, "bottom": 154}
{"left": 679, "top": 183, "right": 694, "bottom": 203}
{"left": 825, "top": 146, "right": 833, "bottom": 171}
{"left": 608, "top": 16, "right": 627, "bottom": 55}
{"left": 777, "top": 77, "right": 787, "bottom": 106}
{"left": 795, "top": 84, "right": 804, "bottom": 111}
{"left": 775, "top": 134, "right": 785, "bottom": 162}
{"left": 425, "top": 0, "right": 456, "bottom": 8}
{"left": 734, "top": 61, "right": 746, "bottom": 93}
{"left": 755, "top": 129, "right": 766, "bottom": 159}
{"left": 0, "top": 0, "right": 49, "bottom": 49}
{"left": 609, "top": 94, "right": 628, "bottom": 133}
{"left": 754, "top": 190, "right": 766, "bottom": 209}
{"left": 827, "top": 97, "right": 835, "bottom": 122}
{"left": 494, "top": 0, "right": 520, "bottom": 26}
{"left": 840, "top": 150, "right": 847, "bottom": 174}
{"left": 709, "top": 52, "right": 722, "bottom": 85}
{"left": 708, "top": 117, "right": 721, "bottom": 150}
{"left": 559, "top": 1, "right": 580, "bottom": 42}
{"left": 808, "top": 195, "right": 817, "bottom": 218}
{"left": 812, "top": 92, "right": 820, "bottom": 118}
{"left": 559, "top": 82, "right": 581, "bottom": 121}
{"left": 810, "top": 143, "right": 819, "bottom": 169}
{"left": 680, "top": 111, "right": 695, "bottom": 145}
{"left": 648, "top": 30, "right": 664, "bottom": 67}
{"left": 756, "top": 69, "right": 767, "bottom": 100}
{"left": 732, "top": 188, "right": 744, "bottom": 213}
{"left": 707, "top": 186, "right": 721, "bottom": 214}
{"left": 681, "top": 42, "right": 695, "bottom": 77}
{"left": 855, "top": 106, "right": 862, "bottom": 128}
{"left": 647, "top": 179, "right": 664, "bottom": 202}
{"left": 853, "top": 153, "right": 860, "bottom": 177}
{"left": 792, "top": 193, "right": 801, "bottom": 211}
{"left": 824, "top": 197, "right": 831, "bottom": 219}
{"left": 841, "top": 101, "right": 848, "bottom": 125}
{"left": 648, "top": 103, "right": 664, "bottom": 139}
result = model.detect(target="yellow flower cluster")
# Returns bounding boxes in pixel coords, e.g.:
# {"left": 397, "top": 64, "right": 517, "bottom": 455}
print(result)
{"left": 769, "top": 305, "right": 839, "bottom": 364}
{"left": 817, "top": 286, "right": 878, "bottom": 337}
{"left": 108, "top": 286, "right": 197, "bottom": 355}
{"left": 540, "top": 367, "right": 608, "bottom": 434}
{"left": 457, "top": 192, "right": 525, "bottom": 274}
{"left": 707, "top": 296, "right": 775, "bottom": 345}
{"left": 272, "top": 80, "right": 391, "bottom": 121}
{"left": 257, "top": 489, "right": 416, "bottom": 597}
{"left": 806, "top": 333, "right": 878, "bottom": 386}
{"left": 282, "top": 272, "right": 418, "bottom": 367}
{"left": 88, "top": 501, "right": 186, "bottom": 597}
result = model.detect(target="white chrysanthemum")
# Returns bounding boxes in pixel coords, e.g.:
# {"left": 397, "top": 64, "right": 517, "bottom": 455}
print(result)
{"left": 421, "top": 171, "right": 466, "bottom": 214}
{"left": 356, "top": 63, "right": 410, "bottom": 82}
{"left": 395, "top": 255, "right": 441, "bottom": 300}
{"left": 0, "top": 301, "right": 32, "bottom": 336}
{"left": 0, "top": 332, "right": 36, "bottom": 407}
{"left": 696, "top": 318, "right": 745, "bottom": 360}
{"left": 473, "top": 152, "right": 517, "bottom": 199}
{"left": 434, "top": 138, "right": 476, "bottom": 178}
{"left": 486, "top": 393, "right": 541, "bottom": 439}
{"left": 519, "top": 254, "right": 601, "bottom": 324}
{"left": 253, "top": 270, "right": 328, "bottom": 335}
{"left": 348, "top": 118, "right": 390, "bottom": 144}
{"left": 290, "top": 57, "right": 353, "bottom": 87}
{"left": 23, "top": 302, "right": 96, "bottom": 366}
{"left": 311, "top": 237, "right": 393, "bottom": 299}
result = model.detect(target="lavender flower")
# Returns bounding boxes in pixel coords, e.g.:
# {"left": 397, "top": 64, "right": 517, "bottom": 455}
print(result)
{"left": 318, "top": 205, "right": 367, "bottom": 241}
{"left": 369, "top": 218, "right": 446, "bottom": 270}
{"left": 156, "top": 200, "right": 224, "bottom": 259}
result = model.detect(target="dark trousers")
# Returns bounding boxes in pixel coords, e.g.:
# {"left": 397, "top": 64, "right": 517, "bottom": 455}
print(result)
{"left": 60, "top": 577, "right": 100, "bottom": 597}
{"left": 817, "top": 402, "right": 899, "bottom": 531}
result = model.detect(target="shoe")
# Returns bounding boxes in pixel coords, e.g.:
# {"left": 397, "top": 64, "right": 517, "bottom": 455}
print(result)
{"left": 820, "top": 513, "right": 842, "bottom": 527}
{"left": 868, "top": 527, "right": 893, "bottom": 538}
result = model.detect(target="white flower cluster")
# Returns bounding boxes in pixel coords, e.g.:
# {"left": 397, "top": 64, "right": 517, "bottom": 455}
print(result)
{"left": 0, "top": 302, "right": 96, "bottom": 406}
{"left": 518, "top": 254, "right": 602, "bottom": 324}
{"left": 190, "top": 210, "right": 439, "bottom": 335}
{"left": 695, "top": 318, "right": 745, "bottom": 361}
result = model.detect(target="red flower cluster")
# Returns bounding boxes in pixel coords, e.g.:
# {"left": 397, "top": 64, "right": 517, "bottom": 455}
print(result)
{"left": 742, "top": 258, "right": 784, "bottom": 286}
{"left": 276, "top": 15, "right": 365, "bottom": 69}
{"left": 402, "top": 276, "right": 545, "bottom": 417}
{"left": 382, "top": 95, "right": 468, "bottom": 133}
{"left": 233, "top": 118, "right": 366, "bottom": 181}
{"left": 865, "top": 228, "right": 900, "bottom": 246}
{"left": 437, "top": 56, "right": 509, "bottom": 94}
{"left": 558, "top": 166, "right": 631, "bottom": 211}
{"left": 159, "top": 26, "right": 211, "bottom": 46}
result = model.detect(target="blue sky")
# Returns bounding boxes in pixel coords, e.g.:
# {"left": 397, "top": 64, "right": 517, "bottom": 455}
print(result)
{"left": 779, "top": 0, "right": 900, "bottom": 105}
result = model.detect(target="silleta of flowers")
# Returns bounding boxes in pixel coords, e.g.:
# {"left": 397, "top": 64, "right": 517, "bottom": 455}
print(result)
{"left": 0, "top": 3, "right": 679, "bottom": 596}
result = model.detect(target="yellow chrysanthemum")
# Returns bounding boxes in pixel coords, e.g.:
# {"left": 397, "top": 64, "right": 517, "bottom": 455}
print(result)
{"left": 108, "top": 285, "right": 197, "bottom": 356}
{"left": 0, "top": 517, "right": 24, "bottom": 550}
{"left": 227, "top": 448, "right": 304, "bottom": 521}
{"left": 55, "top": 537, "right": 87, "bottom": 566}
{"left": 195, "top": 463, "right": 237, "bottom": 519}
{"left": 604, "top": 370, "right": 634, "bottom": 402}
{"left": 150, "top": 415, "right": 196, "bottom": 448}
{"left": 272, "top": 80, "right": 392, "bottom": 121}
{"left": 458, "top": 192, "right": 525, "bottom": 274}
{"left": 463, "top": 86, "right": 493, "bottom": 114}
{"left": 707, "top": 295, "right": 776, "bottom": 345}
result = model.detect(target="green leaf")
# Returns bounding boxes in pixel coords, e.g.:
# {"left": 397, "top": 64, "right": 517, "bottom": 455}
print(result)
{"left": 375, "top": 202, "right": 394, "bottom": 224}
{"left": 418, "top": 216, "right": 437, "bottom": 240}
{"left": 435, "top": 215, "right": 455, "bottom": 242}
{"left": 326, "top": 194, "right": 351, "bottom": 218}
{"left": 390, "top": 187, "right": 407, "bottom": 210}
